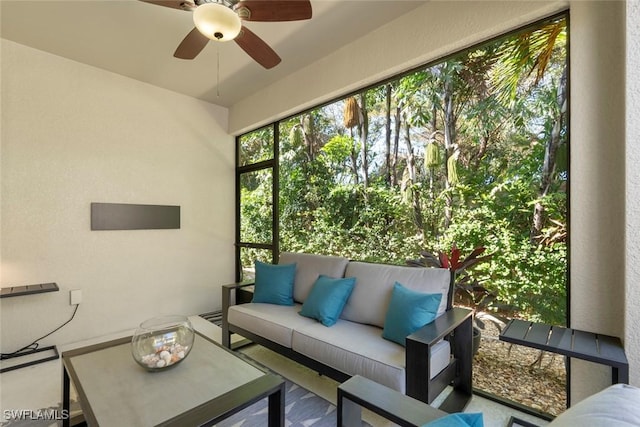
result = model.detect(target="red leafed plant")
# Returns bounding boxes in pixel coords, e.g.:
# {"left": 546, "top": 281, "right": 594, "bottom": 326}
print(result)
{"left": 409, "top": 245, "right": 492, "bottom": 275}
{"left": 407, "top": 245, "right": 510, "bottom": 331}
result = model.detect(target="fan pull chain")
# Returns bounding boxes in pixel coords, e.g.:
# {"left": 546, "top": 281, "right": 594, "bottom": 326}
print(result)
{"left": 216, "top": 45, "right": 220, "bottom": 98}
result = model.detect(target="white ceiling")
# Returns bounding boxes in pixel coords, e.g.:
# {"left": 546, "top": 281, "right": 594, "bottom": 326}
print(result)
{"left": 1, "top": 0, "right": 427, "bottom": 107}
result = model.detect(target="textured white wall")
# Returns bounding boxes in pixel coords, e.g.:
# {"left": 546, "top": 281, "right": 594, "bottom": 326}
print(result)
{"left": 0, "top": 40, "right": 235, "bottom": 351}
{"left": 229, "top": 1, "right": 566, "bottom": 134}
{"left": 228, "top": 0, "right": 635, "bottom": 402}
{"left": 626, "top": 0, "right": 640, "bottom": 388}
{"left": 569, "top": 0, "right": 627, "bottom": 401}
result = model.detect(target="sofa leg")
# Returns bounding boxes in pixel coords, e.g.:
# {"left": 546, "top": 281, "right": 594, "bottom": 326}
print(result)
{"left": 222, "top": 285, "right": 232, "bottom": 348}
{"left": 451, "top": 314, "right": 473, "bottom": 396}
{"left": 405, "top": 308, "right": 474, "bottom": 412}
{"left": 222, "top": 322, "right": 231, "bottom": 348}
{"left": 438, "top": 314, "right": 473, "bottom": 413}
{"left": 405, "top": 337, "right": 432, "bottom": 404}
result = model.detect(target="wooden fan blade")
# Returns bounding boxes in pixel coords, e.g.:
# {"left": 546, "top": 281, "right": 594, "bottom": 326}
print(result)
{"left": 235, "top": 26, "right": 281, "bottom": 69}
{"left": 235, "top": 0, "right": 312, "bottom": 22}
{"left": 174, "top": 28, "right": 209, "bottom": 59}
{"left": 138, "top": 0, "right": 195, "bottom": 11}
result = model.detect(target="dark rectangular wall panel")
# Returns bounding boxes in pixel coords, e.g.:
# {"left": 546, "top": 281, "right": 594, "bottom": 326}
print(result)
{"left": 91, "top": 203, "right": 180, "bottom": 230}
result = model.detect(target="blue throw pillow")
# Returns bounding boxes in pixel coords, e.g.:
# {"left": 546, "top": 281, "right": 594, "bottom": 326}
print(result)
{"left": 421, "top": 413, "right": 483, "bottom": 427}
{"left": 299, "top": 275, "right": 356, "bottom": 326}
{"left": 252, "top": 261, "right": 297, "bottom": 306}
{"left": 382, "top": 282, "right": 442, "bottom": 346}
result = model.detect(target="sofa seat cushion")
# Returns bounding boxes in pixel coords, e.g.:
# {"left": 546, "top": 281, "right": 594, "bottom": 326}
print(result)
{"left": 227, "top": 303, "right": 316, "bottom": 348}
{"left": 292, "top": 319, "right": 450, "bottom": 393}
{"left": 341, "top": 261, "right": 451, "bottom": 328}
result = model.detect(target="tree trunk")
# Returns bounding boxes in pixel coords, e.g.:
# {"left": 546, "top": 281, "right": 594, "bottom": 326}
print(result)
{"left": 442, "top": 77, "right": 456, "bottom": 229}
{"left": 358, "top": 92, "right": 370, "bottom": 190}
{"left": 428, "top": 106, "right": 438, "bottom": 200}
{"left": 349, "top": 127, "right": 359, "bottom": 185}
{"left": 391, "top": 104, "right": 401, "bottom": 187}
{"left": 302, "top": 114, "right": 315, "bottom": 161}
{"left": 404, "top": 117, "right": 423, "bottom": 230}
{"left": 428, "top": 109, "right": 439, "bottom": 236}
{"left": 384, "top": 84, "right": 392, "bottom": 187}
{"left": 531, "top": 67, "right": 567, "bottom": 241}
{"left": 474, "top": 132, "right": 489, "bottom": 170}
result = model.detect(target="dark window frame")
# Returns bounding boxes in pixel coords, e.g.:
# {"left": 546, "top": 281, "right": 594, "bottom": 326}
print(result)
{"left": 235, "top": 124, "right": 280, "bottom": 281}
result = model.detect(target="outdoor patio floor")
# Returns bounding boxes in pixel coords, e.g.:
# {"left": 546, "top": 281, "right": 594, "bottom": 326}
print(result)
{"left": 0, "top": 316, "right": 549, "bottom": 427}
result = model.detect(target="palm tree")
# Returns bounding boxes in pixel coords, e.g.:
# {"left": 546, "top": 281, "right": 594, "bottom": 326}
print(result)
{"left": 490, "top": 19, "right": 567, "bottom": 242}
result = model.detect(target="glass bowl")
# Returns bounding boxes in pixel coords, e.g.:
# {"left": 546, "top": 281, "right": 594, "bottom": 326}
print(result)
{"left": 131, "top": 315, "right": 195, "bottom": 372}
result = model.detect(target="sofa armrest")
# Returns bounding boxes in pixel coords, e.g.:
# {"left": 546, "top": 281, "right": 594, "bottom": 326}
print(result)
{"left": 222, "top": 281, "right": 255, "bottom": 292}
{"left": 222, "top": 281, "right": 255, "bottom": 307}
{"left": 405, "top": 307, "right": 473, "bottom": 411}
{"left": 407, "top": 307, "right": 473, "bottom": 347}
{"left": 221, "top": 281, "right": 254, "bottom": 348}
{"left": 338, "top": 375, "right": 447, "bottom": 427}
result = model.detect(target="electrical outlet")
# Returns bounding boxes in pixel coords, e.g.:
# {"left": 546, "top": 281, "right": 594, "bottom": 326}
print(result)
{"left": 70, "top": 289, "right": 82, "bottom": 305}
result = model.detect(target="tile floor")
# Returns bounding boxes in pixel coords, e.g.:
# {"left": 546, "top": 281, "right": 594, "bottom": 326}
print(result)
{"left": 0, "top": 316, "right": 549, "bottom": 426}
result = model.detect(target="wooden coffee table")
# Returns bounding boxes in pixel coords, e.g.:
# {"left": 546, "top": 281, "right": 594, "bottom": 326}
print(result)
{"left": 62, "top": 331, "right": 284, "bottom": 426}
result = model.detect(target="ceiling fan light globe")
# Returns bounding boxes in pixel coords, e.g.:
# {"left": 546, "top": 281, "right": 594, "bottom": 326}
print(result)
{"left": 193, "top": 3, "right": 241, "bottom": 42}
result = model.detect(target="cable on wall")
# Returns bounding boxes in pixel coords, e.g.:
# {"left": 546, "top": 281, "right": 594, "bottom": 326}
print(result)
{"left": 0, "top": 304, "right": 79, "bottom": 360}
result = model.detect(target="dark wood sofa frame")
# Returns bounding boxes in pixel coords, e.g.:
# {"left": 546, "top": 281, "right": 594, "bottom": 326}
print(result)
{"left": 222, "top": 282, "right": 474, "bottom": 413}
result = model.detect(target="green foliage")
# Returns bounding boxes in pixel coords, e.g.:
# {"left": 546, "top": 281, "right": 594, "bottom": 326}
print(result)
{"left": 490, "top": 19, "right": 567, "bottom": 106}
{"left": 432, "top": 203, "right": 567, "bottom": 325}
{"left": 425, "top": 142, "right": 441, "bottom": 169}
{"left": 238, "top": 16, "right": 568, "bottom": 325}
{"left": 447, "top": 154, "right": 459, "bottom": 185}
{"left": 238, "top": 126, "right": 274, "bottom": 166}
{"left": 240, "top": 170, "right": 273, "bottom": 244}
{"left": 279, "top": 178, "right": 423, "bottom": 263}
{"left": 322, "top": 135, "right": 356, "bottom": 166}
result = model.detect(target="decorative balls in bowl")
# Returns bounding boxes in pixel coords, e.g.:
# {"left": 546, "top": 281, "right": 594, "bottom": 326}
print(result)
{"left": 131, "top": 315, "right": 195, "bottom": 371}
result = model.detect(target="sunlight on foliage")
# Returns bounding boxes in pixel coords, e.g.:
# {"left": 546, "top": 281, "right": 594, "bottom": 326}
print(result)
{"left": 238, "top": 16, "right": 568, "bottom": 325}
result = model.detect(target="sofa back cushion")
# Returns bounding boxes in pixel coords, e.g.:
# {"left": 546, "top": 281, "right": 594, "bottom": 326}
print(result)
{"left": 341, "top": 261, "right": 451, "bottom": 328}
{"left": 278, "top": 252, "right": 350, "bottom": 303}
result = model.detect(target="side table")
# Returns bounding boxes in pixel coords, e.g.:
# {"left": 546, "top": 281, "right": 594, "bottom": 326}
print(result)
{"left": 499, "top": 319, "right": 629, "bottom": 404}
{"left": 0, "top": 283, "right": 60, "bottom": 373}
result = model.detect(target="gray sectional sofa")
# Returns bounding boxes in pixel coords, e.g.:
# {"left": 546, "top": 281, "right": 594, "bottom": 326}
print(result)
{"left": 222, "top": 252, "right": 474, "bottom": 412}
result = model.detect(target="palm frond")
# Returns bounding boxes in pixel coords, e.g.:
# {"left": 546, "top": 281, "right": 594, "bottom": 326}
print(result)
{"left": 490, "top": 20, "right": 566, "bottom": 105}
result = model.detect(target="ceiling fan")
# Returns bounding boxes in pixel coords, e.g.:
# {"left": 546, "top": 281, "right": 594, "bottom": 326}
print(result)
{"left": 141, "top": 0, "right": 312, "bottom": 69}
